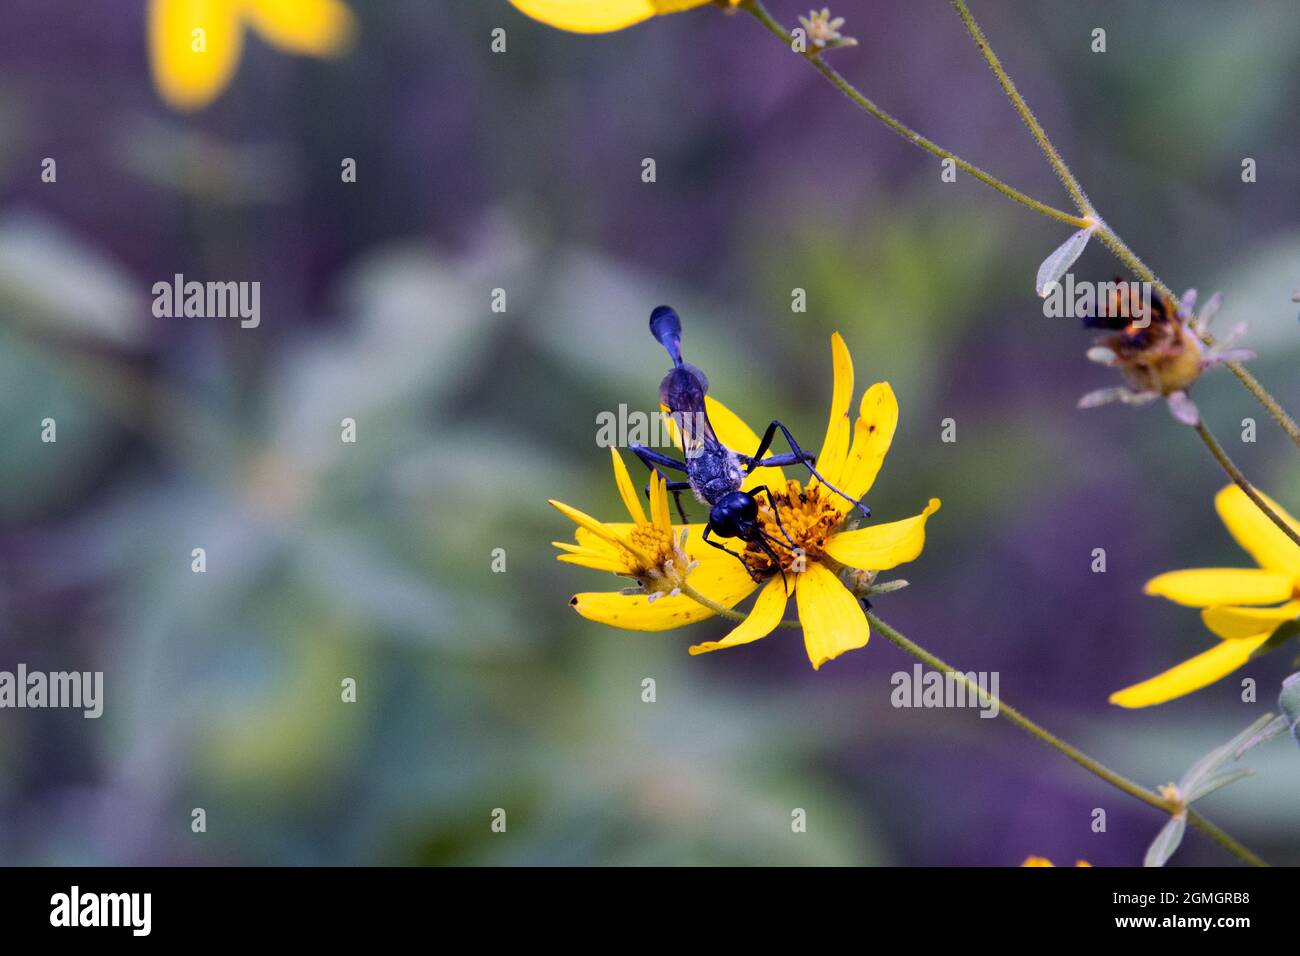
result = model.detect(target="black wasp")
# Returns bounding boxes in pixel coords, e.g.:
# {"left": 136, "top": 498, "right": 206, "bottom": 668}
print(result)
{"left": 629, "top": 305, "right": 869, "bottom": 588}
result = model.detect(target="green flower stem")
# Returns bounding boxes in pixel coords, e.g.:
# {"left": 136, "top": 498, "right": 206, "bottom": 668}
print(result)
{"left": 947, "top": 0, "right": 1091, "bottom": 215}
{"left": 741, "top": 0, "right": 1300, "bottom": 450}
{"left": 739, "top": 0, "right": 1089, "bottom": 230}
{"left": 677, "top": 582, "right": 1266, "bottom": 865}
{"left": 1223, "top": 362, "right": 1300, "bottom": 450}
{"left": 948, "top": 0, "right": 1300, "bottom": 450}
{"left": 1193, "top": 418, "right": 1300, "bottom": 548}
{"left": 679, "top": 581, "right": 800, "bottom": 628}
{"left": 863, "top": 610, "right": 1269, "bottom": 868}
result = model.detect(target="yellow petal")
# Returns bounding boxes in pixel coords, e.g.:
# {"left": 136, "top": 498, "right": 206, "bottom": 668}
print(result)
{"left": 835, "top": 382, "right": 899, "bottom": 511}
{"left": 570, "top": 591, "right": 719, "bottom": 631}
{"left": 823, "top": 498, "right": 940, "bottom": 571}
{"left": 148, "top": 0, "right": 244, "bottom": 111}
{"left": 690, "top": 575, "right": 789, "bottom": 655}
{"left": 1108, "top": 634, "right": 1272, "bottom": 708}
{"left": 796, "top": 562, "right": 870, "bottom": 670}
{"left": 556, "top": 552, "right": 626, "bottom": 573}
{"left": 648, "top": 472, "right": 669, "bottom": 531}
{"left": 1201, "top": 601, "right": 1300, "bottom": 640}
{"left": 549, "top": 499, "right": 643, "bottom": 559}
{"left": 245, "top": 0, "right": 355, "bottom": 55}
{"left": 1021, "top": 856, "right": 1055, "bottom": 867}
{"left": 608, "top": 448, "right": 647, "bottom": 525}
{"left": 508, "top": 0, "right": 715, "bottom": 33}
{"left": 1143, "top": 567, "right": 1296, "bottom": 607}
{"left": 812, "top": 333, "right": 853, "bottom": 489}
{"left": 679, "top": 541, "right": 764, "bottom": 606}
{"left": 1215, "top": 484, "right": 1300, "bottom": 579}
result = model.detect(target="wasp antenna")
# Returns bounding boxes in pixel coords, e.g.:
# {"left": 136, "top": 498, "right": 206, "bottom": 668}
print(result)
{"left": 649, "top": 305, "right": 684, "bottom": 368}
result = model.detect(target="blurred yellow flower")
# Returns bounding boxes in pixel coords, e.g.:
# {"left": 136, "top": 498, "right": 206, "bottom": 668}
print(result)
{"left": 149, "top": 0, "right": 355, "bottom": 110}
{"left": 552, "top": 334, "right": 940, "bottom": 670}
{"left": 1021, "top": 856, "right": 1091, "bottom": 867}
{"left": 1110, "top": 485, "right": 1300, "bottom": 708}
{"left": 508, "top": 0, "right": 740, "bottom": 34}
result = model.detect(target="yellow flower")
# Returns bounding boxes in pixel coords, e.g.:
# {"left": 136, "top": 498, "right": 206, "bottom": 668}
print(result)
{"left": 552, "top": 334, "right": 940, "bottom": 670}
{"left": 508, "top": 0, "right": 740, "bottom": 34}
{"left": 149, "top": 0, "right": 356, "bottom": 110}
{"left": 550, "top": 448, "right": 760, "bottom": 630}
{"left": 1021, "top": 856, "right": 1091, "bottom": 867}
{"left": 1110, "top": 485, "right": 1300, "bottom": 708}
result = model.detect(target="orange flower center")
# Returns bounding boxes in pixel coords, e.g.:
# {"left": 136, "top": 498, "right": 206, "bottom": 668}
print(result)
{"left": 623, "top": 523, "right": 693, "bottom": 597}
{"left": 743, "top": 480, "right": 846, "bottom": 575}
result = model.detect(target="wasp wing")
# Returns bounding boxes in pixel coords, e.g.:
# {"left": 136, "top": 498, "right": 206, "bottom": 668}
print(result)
{"left": 659, "top": 364, "right": 721, "bottom": 456}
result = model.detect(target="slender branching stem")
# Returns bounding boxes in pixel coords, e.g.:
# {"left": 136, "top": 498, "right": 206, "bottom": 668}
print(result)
{"left": 864, "top": 610, "right": 1269, "bottom": 868}
{"left": 1224, "top": 362, "right": 1300, "bottom": 450}
{"left": 1193, "top": 419, "right": 1300, "bottom": 548}
{"left": 945, "top": 0, "right": 1300, "bottom": 449}
{"left": 679, "top": 581, "right": 799, "bottom": 628}
{"left": 740, "top": 0, "right": 1300, "bottom": 516}
{"left": 948, "top": 0, "right": 1091, "bottom": 215}
{"left": 739, "top": 0, "right": 1089, "bottom": 229}
{"left": 677, "top": 579, "right": 1267, "bottom": 866}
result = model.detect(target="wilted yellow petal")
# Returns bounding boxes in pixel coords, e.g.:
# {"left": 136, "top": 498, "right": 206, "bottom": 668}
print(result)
{"left": 1143, "top": 567, "right": 1295, "bottom": 608}
{"left": 245, "top": 0, "right": 355, "bottom": 55}
{"left": 823, "top": 498, "right": 940, "bottom": 571}
{"left": 836, "top": 382, "right": 899, "bottom": 510}
{"left": 690, "top": 575, "right": 788, "bottom": 655}
{"left": 796, "top": 562, "right": 870, "bottom": 670}
{"left": 148, "top": 0, "right": 244, "bottom": 111}
{"left": 1201, "top": 601, "right": 1300, "bottom": 641}
{"left": 1108, "top": 634, "right": 1271, "bottom": 708}
{"left": 1215, "top": 485, "right": 1300, "bottom": 579}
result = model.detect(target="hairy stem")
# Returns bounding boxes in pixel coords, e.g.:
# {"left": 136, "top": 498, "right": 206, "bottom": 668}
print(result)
{"left": 1193, "top": 419, "right": 1300, "bottom": 548}
{"left": 677, "top": 580, "right": 1266, "bottom": 865}
{"left": 742, "top": 0, "right": 1299, "bottom": 449}
{"left": 947, "top": 0, "right": 1300, "bottom": 448}
{"left": 1224, "top": 362, "right": 1300, "bottom": 450}
{"left": 948, "top": 0, "right": 1091, "bottom": 215}
{"left": 739, "top": 0, "right": 1089, "bottom": 229}
{"left": 864, "top": 609, "right": 1268, "bottom": 867}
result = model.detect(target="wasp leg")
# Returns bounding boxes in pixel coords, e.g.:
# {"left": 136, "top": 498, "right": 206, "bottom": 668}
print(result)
{"left": 703, "top": 524, "right": 764, "bottom": 584}
{"left": 747, "top": 484, "right": 796, "bottom": 548}
{"left": 749, "top": 532, "right": 790, "bottom": 595}
{"left": 631, "top": 444, "right": 694, "bottom": 522}
{"left": 642, "top": 480, "right": 692, "bottom": 523}
{"left": 742, "top": 420, "right": 871, "bottom": 518}
{"left": 630, "top": 444, "right": 689, "bottom": 473}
